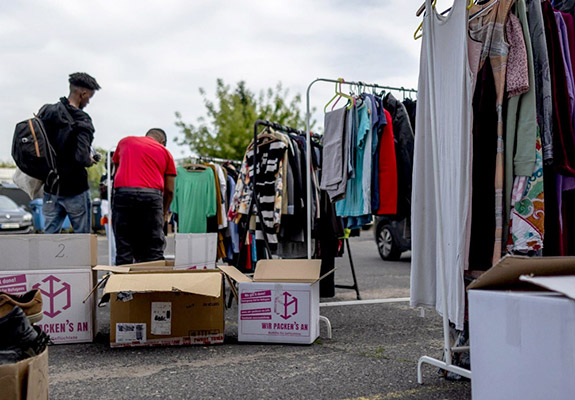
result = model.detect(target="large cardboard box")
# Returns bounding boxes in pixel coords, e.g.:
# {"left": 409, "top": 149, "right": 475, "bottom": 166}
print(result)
{"left": 0, "top": 269, "right": 94, "bottom": 344}
{"left": 174, "top": 233, "right": 217, "bottom": 270}
{"left": 220, "top": 259, "right": 323, "bottom": 344}
{"left": 0, "top": 234, "right": 97, "bottom": 269}
{"left": 0, "top": 348, "right": 49, "bottom": 400}
{"left": 103, "top": 269, "right": 224, "bottom": 347}
{"left": 468, "top": 255, "right": 575, "bottom": 400}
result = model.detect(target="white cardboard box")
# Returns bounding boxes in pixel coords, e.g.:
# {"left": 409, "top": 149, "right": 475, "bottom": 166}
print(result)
{"left": 0, "top": 269, "right": 94, "bottom": 344}
{"left": 469, "top": 290, "right": 575, "bottom": 400}
{"left": 0, "top": 234, "right": 97, "bottom": 269}
{"left": 220, "top": 259, "right": 322, "bottom": 344}
{"left": 467, "top": 255, "right": 575, "bottom": 400}
{"left": 174, "top": 233, "right": 217, "bottom": 269}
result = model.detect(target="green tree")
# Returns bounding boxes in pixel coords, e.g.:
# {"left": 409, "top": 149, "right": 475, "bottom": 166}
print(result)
{"left": 0, "top": 160, "right": 15, "bottom": 168}
{"left": 175, "top": 79, "right": 313, "bottom": 161}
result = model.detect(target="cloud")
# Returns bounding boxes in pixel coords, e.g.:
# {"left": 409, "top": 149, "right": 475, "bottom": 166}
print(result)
{"left": 0, "top": 0, "right": 422, "bottom": 161}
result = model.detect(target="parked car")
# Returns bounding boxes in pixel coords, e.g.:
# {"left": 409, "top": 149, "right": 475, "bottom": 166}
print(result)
{"left": 374, "top": 216, "right": 411, "bottom": 261}
{"left": 0, "top": 195, "right": 33, "bottom": 234}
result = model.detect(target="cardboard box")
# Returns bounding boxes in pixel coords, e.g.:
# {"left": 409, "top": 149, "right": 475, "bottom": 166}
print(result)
{"left": 174, "top": 233, "right": 217, "bottom": 269}
{"left": 220, "top": 259, "right": 323, "bottom": 344}
{"left": 0, "top": 234, "right": 97, "bottom": 269}
{"left": 0, "top": 269, "right": 94, "bottom": 344}
{"left": 103, "top": 269, "right": 224, "bottom": 347}
{"left": 0, "top": 348, "right": 49, "bottom": 400}
{"left": 468, "top": 255, "right": 575, "bottom": 400}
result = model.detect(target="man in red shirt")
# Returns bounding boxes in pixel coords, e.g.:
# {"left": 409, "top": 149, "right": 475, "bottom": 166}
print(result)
{"left": 112, "top": 128, "right": 177, "bottom": 265}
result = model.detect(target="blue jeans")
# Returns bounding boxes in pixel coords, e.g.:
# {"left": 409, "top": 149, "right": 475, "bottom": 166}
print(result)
{"left": 43, "top": 190, "right": 91, "bottom": 233}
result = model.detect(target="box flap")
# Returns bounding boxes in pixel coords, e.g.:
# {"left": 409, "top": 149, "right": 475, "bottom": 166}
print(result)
{"left": 103, "top": 272, "right": 221, "bottom": 298}
{"left": 93, "top": 266, "right": 133, "bottom": 273}
{"left": 468, "top": 255, "right": 575, "bottom": 290}
{"left": 253, "top": 260, "right": 322, "bottom": 283}
{"left": 519, "top": 275, "right": 575, "bottom": 300}
{"left": 93, "top": 260, "right": 174, "bottom": 273}
{"left": 218, "top": 265, "right": 253, "bottom": 283}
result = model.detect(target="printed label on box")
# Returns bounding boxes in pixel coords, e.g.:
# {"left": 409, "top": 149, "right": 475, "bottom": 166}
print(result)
{"left": 0, "top": 270, "right": 93, "bottom": 344}
{"left": 240, "top": 289, "right": 311, "bottom": 338}
{"left": 116, "top": 323, "right": 147, "bottom": 343}
{"left": 151, "top": 302, "right": 172, "bottom": 335}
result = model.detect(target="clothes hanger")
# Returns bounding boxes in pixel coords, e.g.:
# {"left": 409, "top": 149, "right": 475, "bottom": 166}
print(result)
{"left": 414, "top": 0, "right": 436, "bottom": 40}
{"left": 182, "top": 162, "right": 208, "bottom": 171}
{"left": 331, "top": 80, "right": 355, "bottom": 111}
{"left": 469, "top": 0, "right": 499, "bottom": 22}
{"left": 256, "top": 127, "right": 280, "bottom": 148}
{"left": 324, "top": 78, "right": 354, "bottom": 112}
{"left": 414, "top": 0, "right": 474, "bottom": 40}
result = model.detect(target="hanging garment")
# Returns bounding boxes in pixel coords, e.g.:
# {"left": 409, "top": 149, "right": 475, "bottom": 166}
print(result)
{"left": 402, "top": 98, "right": 417, "bottom": 132}
{"left": 209, "top": 162, "right": 228, "bottom": 229}
{"left": 469, "top": 0, "right": 515, "bottom": 263}
{"left": 233, "top": 138, "right": 287, "bottom": 244}
{"left": 375, "top": 109, "right": 398, "bottom": 215}
{"left": 382, "top": 93, "right": 415, "bottom": 218}
{"left": 552, "top": 0, "right": 575, "bottom": 18}
{"left": 504, "top": 1, "right": 540, "bottom": 247}
{"left": 468, "top": 63, "right": 498, "bottom": 270}
{"left": 204, "top": 164, "right": 224, "bottom": 228}
{"left": 335, "top": 101, "right": 371, "bottom": 218}
{"left": 554, "top": 11, "right": 575, "bottom": 255}
{"left": 555, "top": 12, "right": 575, "bottom": 122}
{"left": 225, "top": 175, "right": 240, "bottom": 259}
{"left": 410, "top": 0, "right": 473, "bottom": 330}
{"left": 172, "top": 167, "right": 217, "bottom": 233}
{"left": 361, "top": 96, "right": 373, "bottom": 216}
{"left": 541, "top": 1, "right": 575, "bottom": 255}
{"left": 320, "top": 107, "right": 348, "bottom": 201}
{"left": 370, "top": 95, "right": 387, "bottom": 213}
{"left": 561, "top": 13, "right": 575, "bottom": 81}
{"left": 508, "top": 133, "right": 545, "bottom": 253}
{"left": 541, "top": 1, "right": 575, "bottom": 176}
{"left": 526, "top": 0, "right": 554, "bottom": 164}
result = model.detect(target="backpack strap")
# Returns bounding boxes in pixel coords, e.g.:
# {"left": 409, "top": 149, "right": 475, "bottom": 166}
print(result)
{"left": 27, "top": 119, "right": 41, "bottom": 157}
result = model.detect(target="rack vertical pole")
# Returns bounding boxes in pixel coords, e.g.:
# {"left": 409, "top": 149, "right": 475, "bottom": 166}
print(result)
{"left": 106, "top": 148, "right": 114, "bottom": 266}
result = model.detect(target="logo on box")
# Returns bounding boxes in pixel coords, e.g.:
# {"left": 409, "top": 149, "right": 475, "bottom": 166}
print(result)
{"left": 274, "top": 291, "right": 298, "bottom": 320}
{"left": 33, "top": 275, "right": 71, "bottom": 318}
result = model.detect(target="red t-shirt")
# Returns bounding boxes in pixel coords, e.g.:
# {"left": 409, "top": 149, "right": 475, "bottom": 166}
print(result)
{"left": 113, "top": 136, "right": 177, "bottom": 190}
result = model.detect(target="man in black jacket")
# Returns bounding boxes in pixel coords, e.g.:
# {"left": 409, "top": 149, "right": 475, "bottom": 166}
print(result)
{"left": 38, "top": 72, "right": 101, "bottom": 233}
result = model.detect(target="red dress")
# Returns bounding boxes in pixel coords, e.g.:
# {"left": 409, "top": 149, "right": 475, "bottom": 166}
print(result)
{"left": 376, "top": 109, "right": 398, "bottom": 215}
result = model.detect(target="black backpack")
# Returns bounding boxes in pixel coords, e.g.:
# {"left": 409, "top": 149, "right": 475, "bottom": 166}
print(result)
{"left": 12, "top": 112, "right": 59, "bottom": 194}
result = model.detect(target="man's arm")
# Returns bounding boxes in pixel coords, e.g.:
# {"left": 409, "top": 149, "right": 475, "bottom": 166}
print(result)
{"left": 163, "top": 175, "right": 175, "bottom": 221}
{"left": 76, "top": 130, "right": 95, "bottom": 167}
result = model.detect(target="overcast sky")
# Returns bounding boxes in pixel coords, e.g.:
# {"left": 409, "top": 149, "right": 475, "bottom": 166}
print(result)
{"left": 0, "top": 0, "right": 428, "bottom": 163}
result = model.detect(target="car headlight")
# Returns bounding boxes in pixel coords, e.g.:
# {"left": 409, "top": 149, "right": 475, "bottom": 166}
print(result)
{"left": 23, "top": 213, "right": 32, "bottom": 222}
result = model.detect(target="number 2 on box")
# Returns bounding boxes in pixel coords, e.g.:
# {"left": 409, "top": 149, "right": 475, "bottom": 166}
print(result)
{"left": 55, "top": 243, "right": 65, "bottom": 258}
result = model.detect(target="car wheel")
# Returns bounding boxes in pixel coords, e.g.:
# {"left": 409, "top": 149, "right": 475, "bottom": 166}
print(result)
{"left": 376, "top": 224, "right": 402, "bottom": 261}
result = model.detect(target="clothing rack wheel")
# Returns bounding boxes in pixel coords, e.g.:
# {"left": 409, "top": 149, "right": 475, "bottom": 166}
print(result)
{"left": 334, "top": 238, "right": 361, "bottom": 300}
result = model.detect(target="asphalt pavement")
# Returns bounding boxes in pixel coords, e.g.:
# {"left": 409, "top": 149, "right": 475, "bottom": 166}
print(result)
{"left": 48, "top": 231, "right": 471, "bottom": 399}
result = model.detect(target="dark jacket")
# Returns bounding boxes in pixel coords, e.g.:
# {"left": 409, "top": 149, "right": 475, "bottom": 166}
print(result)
{"left": 38, "top": 97, "right": 95, "bottom": 196}
{"left": 382, "top": 93, "right": 414, "bottom": 218}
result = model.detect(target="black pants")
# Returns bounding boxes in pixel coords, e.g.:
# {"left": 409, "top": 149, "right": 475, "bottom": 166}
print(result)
{"left": 112, "top": 187, "right": 165, "bottom": 265}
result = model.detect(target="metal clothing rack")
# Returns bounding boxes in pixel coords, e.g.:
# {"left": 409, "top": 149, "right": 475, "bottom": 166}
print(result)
{"left": 304, "top": 78, "right": 418, "bottom": 300}
{"left": 182, "top": 154, "right": 242, "bottom": 167}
